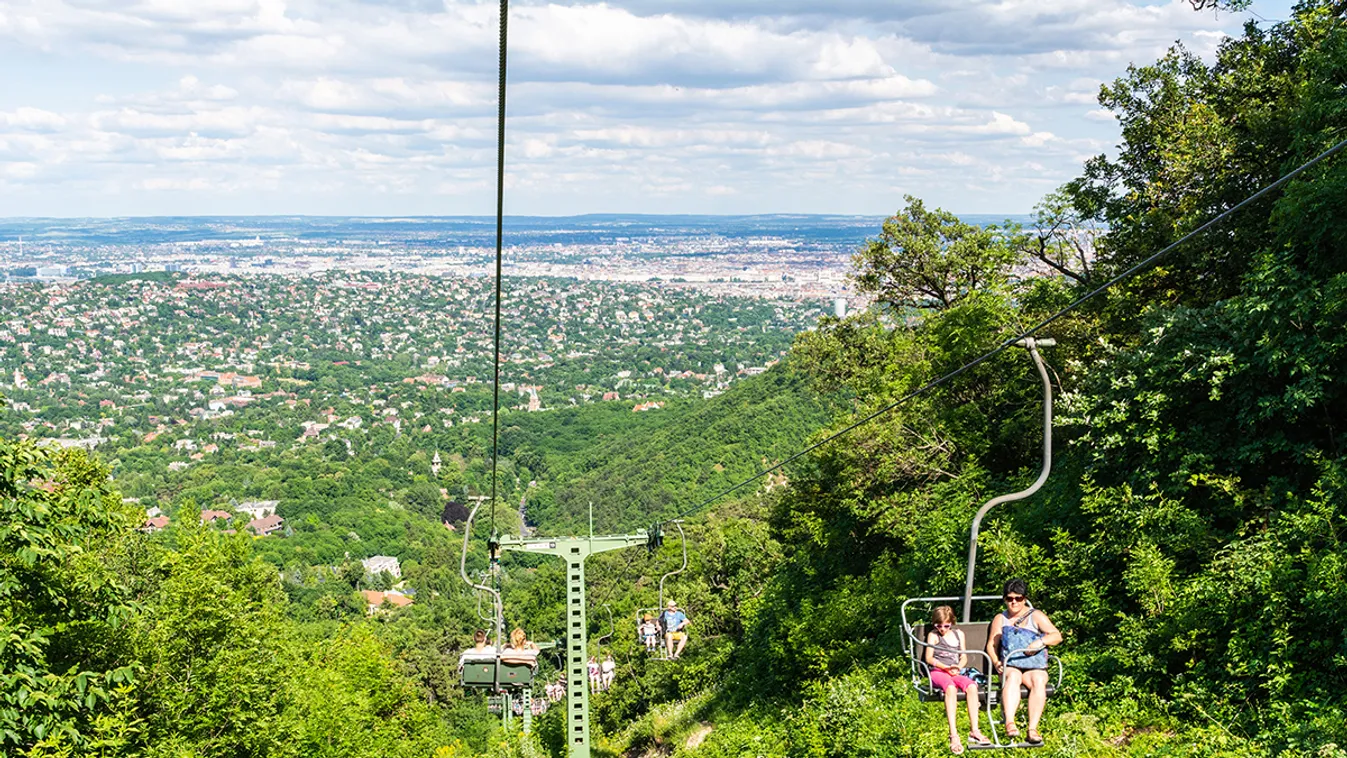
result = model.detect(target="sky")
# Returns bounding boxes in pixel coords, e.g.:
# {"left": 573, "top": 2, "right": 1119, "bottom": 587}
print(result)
{"left": 0, "top": 0, "right": 1298, "bottom": 217}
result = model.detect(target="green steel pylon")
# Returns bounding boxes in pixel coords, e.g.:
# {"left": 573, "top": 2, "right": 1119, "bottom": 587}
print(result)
{"left": 499, "top": 531, "right": 652, "bottom": 758}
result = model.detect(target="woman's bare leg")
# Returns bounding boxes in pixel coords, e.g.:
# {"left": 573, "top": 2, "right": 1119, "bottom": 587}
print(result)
{"left": 1002, "top": 667, "right": 1024, "bottom": 734}
{"left": 1025, "top": 669, "right": 1049, "bottom": 734}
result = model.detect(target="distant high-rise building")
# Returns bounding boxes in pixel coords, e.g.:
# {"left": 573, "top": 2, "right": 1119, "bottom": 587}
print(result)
{"left": 833, "top": 297, "right": 847, "bottom": 318}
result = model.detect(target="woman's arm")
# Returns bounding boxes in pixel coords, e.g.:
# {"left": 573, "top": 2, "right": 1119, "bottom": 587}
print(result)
{"left": 1032, "top": 610, "right": 1063, "bottom": 648}
{"left": 987, "top": 616, "right": 1005, "bottom": 671}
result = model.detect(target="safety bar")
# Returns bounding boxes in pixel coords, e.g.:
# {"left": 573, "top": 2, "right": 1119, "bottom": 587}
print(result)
{"left": 1000, "top": 646, "right": 1065, "bottom": 694}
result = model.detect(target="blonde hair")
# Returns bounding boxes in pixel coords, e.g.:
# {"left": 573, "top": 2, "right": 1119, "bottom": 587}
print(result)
{"left": 931, "top": 605, "right": 957, "bottom": 627}
{"left": 510, "top": 627, "right": 527, "bottom": 648}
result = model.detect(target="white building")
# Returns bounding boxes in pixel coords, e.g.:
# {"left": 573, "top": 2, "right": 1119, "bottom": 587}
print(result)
{"left": 235, "top": 500, "right": 279, "bottom": 520}
{"left": 362, "top": 555, "right": 402, "bottom": 580}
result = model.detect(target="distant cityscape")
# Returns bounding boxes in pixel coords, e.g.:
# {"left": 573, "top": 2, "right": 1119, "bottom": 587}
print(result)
{"left": 0, "top": 214, "right": 1032, "bottom": 302}
{"left": 0, "top": 215, "right": 873, "bottom": 301}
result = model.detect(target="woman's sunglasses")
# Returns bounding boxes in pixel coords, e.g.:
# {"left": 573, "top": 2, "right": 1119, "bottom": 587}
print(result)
{"left": 1003, "top": 595, "right": 1027, "bottom": 603}
{"left": 935, "top": 623, "right": 953, "bottom": 629}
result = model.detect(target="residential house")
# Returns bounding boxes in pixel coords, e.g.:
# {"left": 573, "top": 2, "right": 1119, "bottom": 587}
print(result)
{"left": 245, "top": 514, "right": 285, "bottom": 537}
{"left": 360, "top": 590, "right": 414, "bottom": 615}
{"left": 235, "top": 500, "right": 278, "bottom": 520}
{"left": 361, "top": 555, "right": 402, "bottom": 580}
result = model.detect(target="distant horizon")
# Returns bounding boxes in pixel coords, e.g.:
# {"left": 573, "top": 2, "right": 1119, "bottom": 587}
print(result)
{"left": 0, "top": 211, "right": 1030, "bottom": 221}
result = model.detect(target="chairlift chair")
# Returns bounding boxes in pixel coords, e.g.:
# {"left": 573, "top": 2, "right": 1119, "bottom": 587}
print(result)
{"left": 635, "top": 521, "right": 687, "bottom": 661}
{"left": 593, "top": 604, "right": 616, "bottom": 693}
{"left": 902, "top": 338, "right": 1063, "bottom": 749}
{"left": 901, "top": 595, "right": 1062, "bottom": 750}
{"left": 457, "top": 500, "right": 539, "bottom": 693}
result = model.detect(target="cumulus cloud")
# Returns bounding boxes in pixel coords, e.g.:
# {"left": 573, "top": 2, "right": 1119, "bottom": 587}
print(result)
{"left": 0, "top": 0, "right": 1286, "bottom": 215}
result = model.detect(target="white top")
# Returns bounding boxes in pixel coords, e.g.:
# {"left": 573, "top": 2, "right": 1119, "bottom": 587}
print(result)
{"left": 459, "top": 645, "right": 497, "bottom": 662}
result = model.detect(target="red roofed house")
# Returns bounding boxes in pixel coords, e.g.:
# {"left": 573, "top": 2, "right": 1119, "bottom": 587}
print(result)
{"left": 200, "top": 509, "right": 232, "bottom": 524}
{"left": 142, "top": 515, "right": 170, "bottom": 533}
{"left": 361, "top": 590, "right": 414, "bottom": 615}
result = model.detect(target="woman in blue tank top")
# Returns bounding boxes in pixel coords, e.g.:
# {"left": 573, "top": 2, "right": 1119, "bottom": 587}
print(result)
{"left": 986, "top": 578, "right": 1062, "bottom": 745}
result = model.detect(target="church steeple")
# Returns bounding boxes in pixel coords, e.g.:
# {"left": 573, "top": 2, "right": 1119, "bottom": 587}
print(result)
{"left": 431, "top": 450, "right": 442, "bottom": 477}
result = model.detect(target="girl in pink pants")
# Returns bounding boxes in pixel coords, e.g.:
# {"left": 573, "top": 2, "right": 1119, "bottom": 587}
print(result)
{"left": 925, "top": 605, "right": 991, "bottom": 754}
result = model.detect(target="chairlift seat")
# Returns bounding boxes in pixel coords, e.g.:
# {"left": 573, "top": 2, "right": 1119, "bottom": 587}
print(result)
{"left": 911, "top": 621, "right": 1060, "bottom": 705}
{"left": 461, "top": 654, "right": 537, "bottom": 689}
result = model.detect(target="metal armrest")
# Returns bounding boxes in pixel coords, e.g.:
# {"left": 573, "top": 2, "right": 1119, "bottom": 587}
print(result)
{"left": 997, "top": 647, "right": 1063, "bottom": 692}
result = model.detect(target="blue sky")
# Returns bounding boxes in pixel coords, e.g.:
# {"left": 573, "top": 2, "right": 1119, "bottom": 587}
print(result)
{"left": 0, "top": 0, "right": 1296, "bottom": 217}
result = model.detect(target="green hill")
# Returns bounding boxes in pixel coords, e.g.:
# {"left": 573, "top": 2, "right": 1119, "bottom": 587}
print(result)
{"left": 512, "top": 360, "right": 840, "bottom": 534}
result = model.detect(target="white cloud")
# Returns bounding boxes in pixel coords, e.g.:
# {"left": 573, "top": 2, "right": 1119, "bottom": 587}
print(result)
{"left": 0, "top": 107, "right": 68, "bottom": 132}
{"left": 0, "top": 0, "right": 1292, "bottom": 215}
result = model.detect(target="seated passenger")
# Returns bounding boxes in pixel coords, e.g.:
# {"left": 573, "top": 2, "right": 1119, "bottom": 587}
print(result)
{"left": 638, "top": 613, "right": 660, "bottom": 651}
{"left": 500, "top": 627, "right": 539, "bottom": 666}
{"left": 458, "top": 629, "right": 496, "bottom": 670}
{"left": 924, "top": 605, "right": 989, "bottom": 755}
{"left": 662, "top": 600, "right": 690, "bottom": 659}
{"left": 587, "top": 656, "right": 601, "bottom": 692}
{"left": 987, "top": 578, "right": 1062, "bottom": 746}
{"left": 600, "top": 654, "right": 616, "bottom": 690}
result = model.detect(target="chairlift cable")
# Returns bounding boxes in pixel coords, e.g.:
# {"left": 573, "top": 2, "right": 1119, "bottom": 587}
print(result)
{"left": 658, "top": 135, "right": 1347, "bottom": 526}
{"left": 488, "top": 0, "right": 510, "bottom": 538}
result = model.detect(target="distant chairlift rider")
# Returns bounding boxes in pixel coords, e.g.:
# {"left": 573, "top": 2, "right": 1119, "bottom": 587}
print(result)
{"left": 662, "top": 600, "right": 690, "bottom": 660}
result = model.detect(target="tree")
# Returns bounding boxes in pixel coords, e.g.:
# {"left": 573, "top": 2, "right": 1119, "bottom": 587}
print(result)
{"left": 0, "top": 440, "right": 140, "bottom": 753}
{"left": 851, "top": 196, "right": 1019, "bottom": 312}
{"left": 1022, "top": 186, "right": 1097, "bottom": 284}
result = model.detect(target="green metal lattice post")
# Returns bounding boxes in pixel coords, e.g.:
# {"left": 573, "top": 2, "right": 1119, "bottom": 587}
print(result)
{"left": 500, "top": 531, "right": 651, "bottom": 758}
{"left": 521, "top": 687, "right": 532, "bottom": 734}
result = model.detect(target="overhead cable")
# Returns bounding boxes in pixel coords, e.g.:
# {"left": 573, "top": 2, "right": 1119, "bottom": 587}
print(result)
{"left": 489, "top": 0, "right": 511, "bottom": 535}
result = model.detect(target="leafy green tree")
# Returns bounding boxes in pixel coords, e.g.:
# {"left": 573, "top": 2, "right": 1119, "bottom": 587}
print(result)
{"left": 0, "top": 441, "right": 140, "bottom": 753}
{"left": 851, "top": 196, "right": 1019, "bottom": 312}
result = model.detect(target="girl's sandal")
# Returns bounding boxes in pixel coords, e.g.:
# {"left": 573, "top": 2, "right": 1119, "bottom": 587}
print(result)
{"left": 950, "top": 735, "right": 965, "bottom": 755}
{"left": 1004, "top": 725, "right": 1021, "bottom": 741}
{"left": 969, "top": 732, "right": 992, "bottom": 746}
{"left": 1026, "top": 730, "right": 1044, "bottom": 745}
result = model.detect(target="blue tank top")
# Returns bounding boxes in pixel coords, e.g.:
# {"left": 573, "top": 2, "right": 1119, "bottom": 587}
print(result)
{"left": 1000, "top": 609, "right": 1047, "bottom": 669}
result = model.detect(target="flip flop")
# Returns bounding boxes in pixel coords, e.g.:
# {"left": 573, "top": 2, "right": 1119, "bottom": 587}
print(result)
{"left": 950, "top": 735, "right": 965, "bottom": 755}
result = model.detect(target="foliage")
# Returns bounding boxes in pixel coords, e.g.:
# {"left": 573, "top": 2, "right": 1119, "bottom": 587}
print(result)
{"left": 0, "top": 440, "right": 139, "bottom": 752}
{"left": 851, "top": 195, "right": 1020, "bottom": 312}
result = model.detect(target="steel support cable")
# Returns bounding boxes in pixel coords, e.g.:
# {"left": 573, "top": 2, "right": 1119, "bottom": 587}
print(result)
{"left": 488, "top": 0, "right": 510, "bottom": 537}
{"left": 659, "top": 135, "right": 1347, "bottom": 526}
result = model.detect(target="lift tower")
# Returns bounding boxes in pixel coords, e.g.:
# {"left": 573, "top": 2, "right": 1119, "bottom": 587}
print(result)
{"left": 499, "top": 524, "right": 658, "bottom": 758}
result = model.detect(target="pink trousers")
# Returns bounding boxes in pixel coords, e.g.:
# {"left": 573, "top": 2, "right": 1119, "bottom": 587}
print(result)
{"left": 930, "top": 669, "right": 976, "bottom": 693}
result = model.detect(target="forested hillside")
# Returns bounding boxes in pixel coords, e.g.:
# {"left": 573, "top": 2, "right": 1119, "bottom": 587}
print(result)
{"left": 518, "top": 363, "right": 837, "bottom": 532}
{"left": 3, "top": 2, "right": 1345, "bottom": 757}
{"left": 555, "top": 4, "right": 1347, "bottom": 757}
